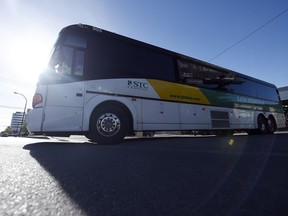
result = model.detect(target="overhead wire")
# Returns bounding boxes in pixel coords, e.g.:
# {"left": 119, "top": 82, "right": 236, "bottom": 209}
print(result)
{"left": 209, "top": 8, "right": 288, "bottom": 62}
{"left": 0, "top": 77, "right": 32, "bottom": 86}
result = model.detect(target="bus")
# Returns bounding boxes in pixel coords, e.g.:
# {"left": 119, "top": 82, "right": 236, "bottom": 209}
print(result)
{"left": 26, "top": 24, "right": 286, "bottom": 144}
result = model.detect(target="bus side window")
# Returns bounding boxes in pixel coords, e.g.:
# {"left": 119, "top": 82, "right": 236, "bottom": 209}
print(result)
{"left": 141, "top": 49, "right": 174, "bottom": 81}
{"left": 74, "top": 49, "right": 85, "bottom": 76}
{"left": 55, "top": 46, "right": 73, "bottom": 75}
{"left": 177, "top": 59, "right": 203, "bottom": 86}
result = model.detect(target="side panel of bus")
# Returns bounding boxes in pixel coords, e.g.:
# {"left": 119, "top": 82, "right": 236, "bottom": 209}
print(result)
{"left": 141, "top": 100, "right": 181, "bottom": 130}
{"left": 180, "top": 104, "right": 210, "bottom": 130}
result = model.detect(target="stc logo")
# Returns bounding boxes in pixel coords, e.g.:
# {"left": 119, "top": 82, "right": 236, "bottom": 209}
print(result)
{"left": 128, "top": 80, "right": 149, "bottom": 90}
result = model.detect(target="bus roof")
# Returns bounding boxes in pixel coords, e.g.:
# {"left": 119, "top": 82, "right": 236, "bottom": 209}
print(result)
{"left": 61, "top": 24, "right": 277, "bottom": 88}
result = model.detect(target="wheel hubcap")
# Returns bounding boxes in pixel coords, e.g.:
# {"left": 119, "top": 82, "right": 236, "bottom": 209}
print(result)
{"left": 97, "top": 113, "right": 120, "bottom": 137}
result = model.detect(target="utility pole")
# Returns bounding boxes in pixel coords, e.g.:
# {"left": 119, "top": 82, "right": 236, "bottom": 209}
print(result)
{"left": 14, "top": 92, "right": 27, "bottom": 136}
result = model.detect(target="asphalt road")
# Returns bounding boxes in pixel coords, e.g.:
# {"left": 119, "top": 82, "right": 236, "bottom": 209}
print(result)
{"left": 1, "top": 133, "right": 288, "bottom": 216}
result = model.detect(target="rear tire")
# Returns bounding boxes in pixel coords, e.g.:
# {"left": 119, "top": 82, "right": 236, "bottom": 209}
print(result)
{"left": 257, "top": 115, "right": 268, "bottom": 134}
{"left": 267, "top": 116, "right": 276, "bottom": 134}
{"left": 248, "top": 115, "right": 268, "bottom": 135}
{"left": 87, "top": 106, "right": 128, "bottom": 144}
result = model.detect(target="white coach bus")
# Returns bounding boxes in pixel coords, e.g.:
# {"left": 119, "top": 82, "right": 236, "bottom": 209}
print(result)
{"left": 26, "top": 24, "right": 286, "bottom": 144}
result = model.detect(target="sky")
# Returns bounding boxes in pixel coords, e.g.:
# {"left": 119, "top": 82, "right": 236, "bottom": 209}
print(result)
{"left": 0, "top": 0, "right": 288, "bottom": 131}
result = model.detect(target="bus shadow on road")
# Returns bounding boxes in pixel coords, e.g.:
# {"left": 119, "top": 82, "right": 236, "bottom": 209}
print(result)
{"left": 23, "top": 134, "right": 288, "bottom": 215}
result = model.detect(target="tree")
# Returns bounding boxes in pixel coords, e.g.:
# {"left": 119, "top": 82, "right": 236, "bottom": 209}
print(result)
{"left": 1, "top": 126, "right": 12, "bottom": 134}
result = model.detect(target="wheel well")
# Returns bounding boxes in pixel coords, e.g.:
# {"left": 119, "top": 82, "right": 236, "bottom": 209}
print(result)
{"left": 90, "top": 100, "right": 134, "bottom": 135}
{"left": 257, "top": 113, "right": 266, "bottom": 121}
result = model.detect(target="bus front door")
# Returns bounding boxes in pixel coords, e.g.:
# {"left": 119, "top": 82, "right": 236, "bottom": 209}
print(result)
{"left": 42, "top": 82, "right": 84, "bottom": 133}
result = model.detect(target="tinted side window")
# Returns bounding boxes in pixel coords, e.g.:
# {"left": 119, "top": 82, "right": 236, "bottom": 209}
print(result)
{"left": 177, "top": 58, "right": 279, "bottom": 101}
{"left": 65, "top": 35, "right": 86, "bottom": 48}
{"left": 75, "top": 49, "right": 85, "bottom": 76}
{"left": 58, "top": 46, "right": 73, "bottom": 75}
{"left": 141, "top": 49, "right": 175, "bottom": 81}
{"left": 255, "top": 83, "right": 279, "bottom": 101}
{"left": 86, "top": 36, "right": 140, "bottom": 79}
{"left": 86, "top": 35, "right": 175, "bottom": 81}
{"left": 229, "top": 79, "right": 256, "bottom": 98}
{"left": 231, "top": 80, "right": 279, "bottom": 101}
{"left": 177, "top": 59, "right": 235, "bottom": 88}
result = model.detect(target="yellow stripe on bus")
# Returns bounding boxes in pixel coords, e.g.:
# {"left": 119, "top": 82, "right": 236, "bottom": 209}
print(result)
{"left": 148, "top": 79, "right": 210, "bottom": 105}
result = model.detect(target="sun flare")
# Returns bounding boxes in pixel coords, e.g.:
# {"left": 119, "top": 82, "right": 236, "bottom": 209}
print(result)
{"left": 7, "top": 35, "right": 53, "bottom": 85}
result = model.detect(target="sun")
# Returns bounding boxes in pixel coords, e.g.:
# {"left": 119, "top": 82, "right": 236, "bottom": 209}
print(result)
{"left": 7, "top": 34, "right": 53, "bottom": 85}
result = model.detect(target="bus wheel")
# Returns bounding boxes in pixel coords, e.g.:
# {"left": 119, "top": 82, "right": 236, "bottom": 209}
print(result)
{"left": 88, "top": 106, "right": 128, "bottom": 144}
{"left": 257, "top": 115, "right": 268, "bottom": 134}
{"left": 267, "top": 116, "right": 276, "bottom": 134}
{"left": 143, "top": 131, "right": 155, "bottom": 137}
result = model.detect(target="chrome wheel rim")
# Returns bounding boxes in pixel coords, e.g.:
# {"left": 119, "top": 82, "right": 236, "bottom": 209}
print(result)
{"left": 97, "top": 113, "right": 121, "bottom": 137}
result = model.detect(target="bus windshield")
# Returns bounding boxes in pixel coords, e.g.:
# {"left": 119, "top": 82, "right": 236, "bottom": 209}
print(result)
{"left": 39, "top": 34, "right": 86, "bottom": 84}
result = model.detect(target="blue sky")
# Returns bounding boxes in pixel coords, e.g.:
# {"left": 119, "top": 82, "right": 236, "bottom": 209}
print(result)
{"left": 0, "top": 0, "right": 288, "bottom": 131}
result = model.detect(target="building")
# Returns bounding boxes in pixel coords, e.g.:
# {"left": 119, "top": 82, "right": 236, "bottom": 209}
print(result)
{"left": 279, "top": 86, "right": 288, "bottom": 101}
{"left": 10, "top": 111, "right": 25, "bottom": 133}
{"left": 278, "top": 86, "right": 288, "bottom": 126}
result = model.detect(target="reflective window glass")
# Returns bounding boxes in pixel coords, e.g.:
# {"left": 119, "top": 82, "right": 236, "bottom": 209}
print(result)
{"left": 64, "top": 35, "right": 86, "bottom": 48}
{"left": 75, "top": 50, "right": 85, "bottom": 76}
{"left": 55, "top": 46, "right": 73, "bottom": 75}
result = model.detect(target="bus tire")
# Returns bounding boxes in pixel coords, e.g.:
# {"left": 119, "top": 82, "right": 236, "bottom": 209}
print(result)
{"left": 143, "top": 131, "right": 155, "bottom": 137}
{"left": 257, "top": 115, "right": 268, "bottom": 134}
{"left": 267, "top": 116, "right": 277, "bottom": 134}
{"left": 248, "top": 115, "right": 268, "bottom": 135}
{"left": 88, "top": 106, "right": 128, "bottom": 144}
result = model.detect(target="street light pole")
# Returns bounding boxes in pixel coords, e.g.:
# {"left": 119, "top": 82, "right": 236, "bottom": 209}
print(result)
{"left": 14, "top": 92, "right": 27, "bottom": 136}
